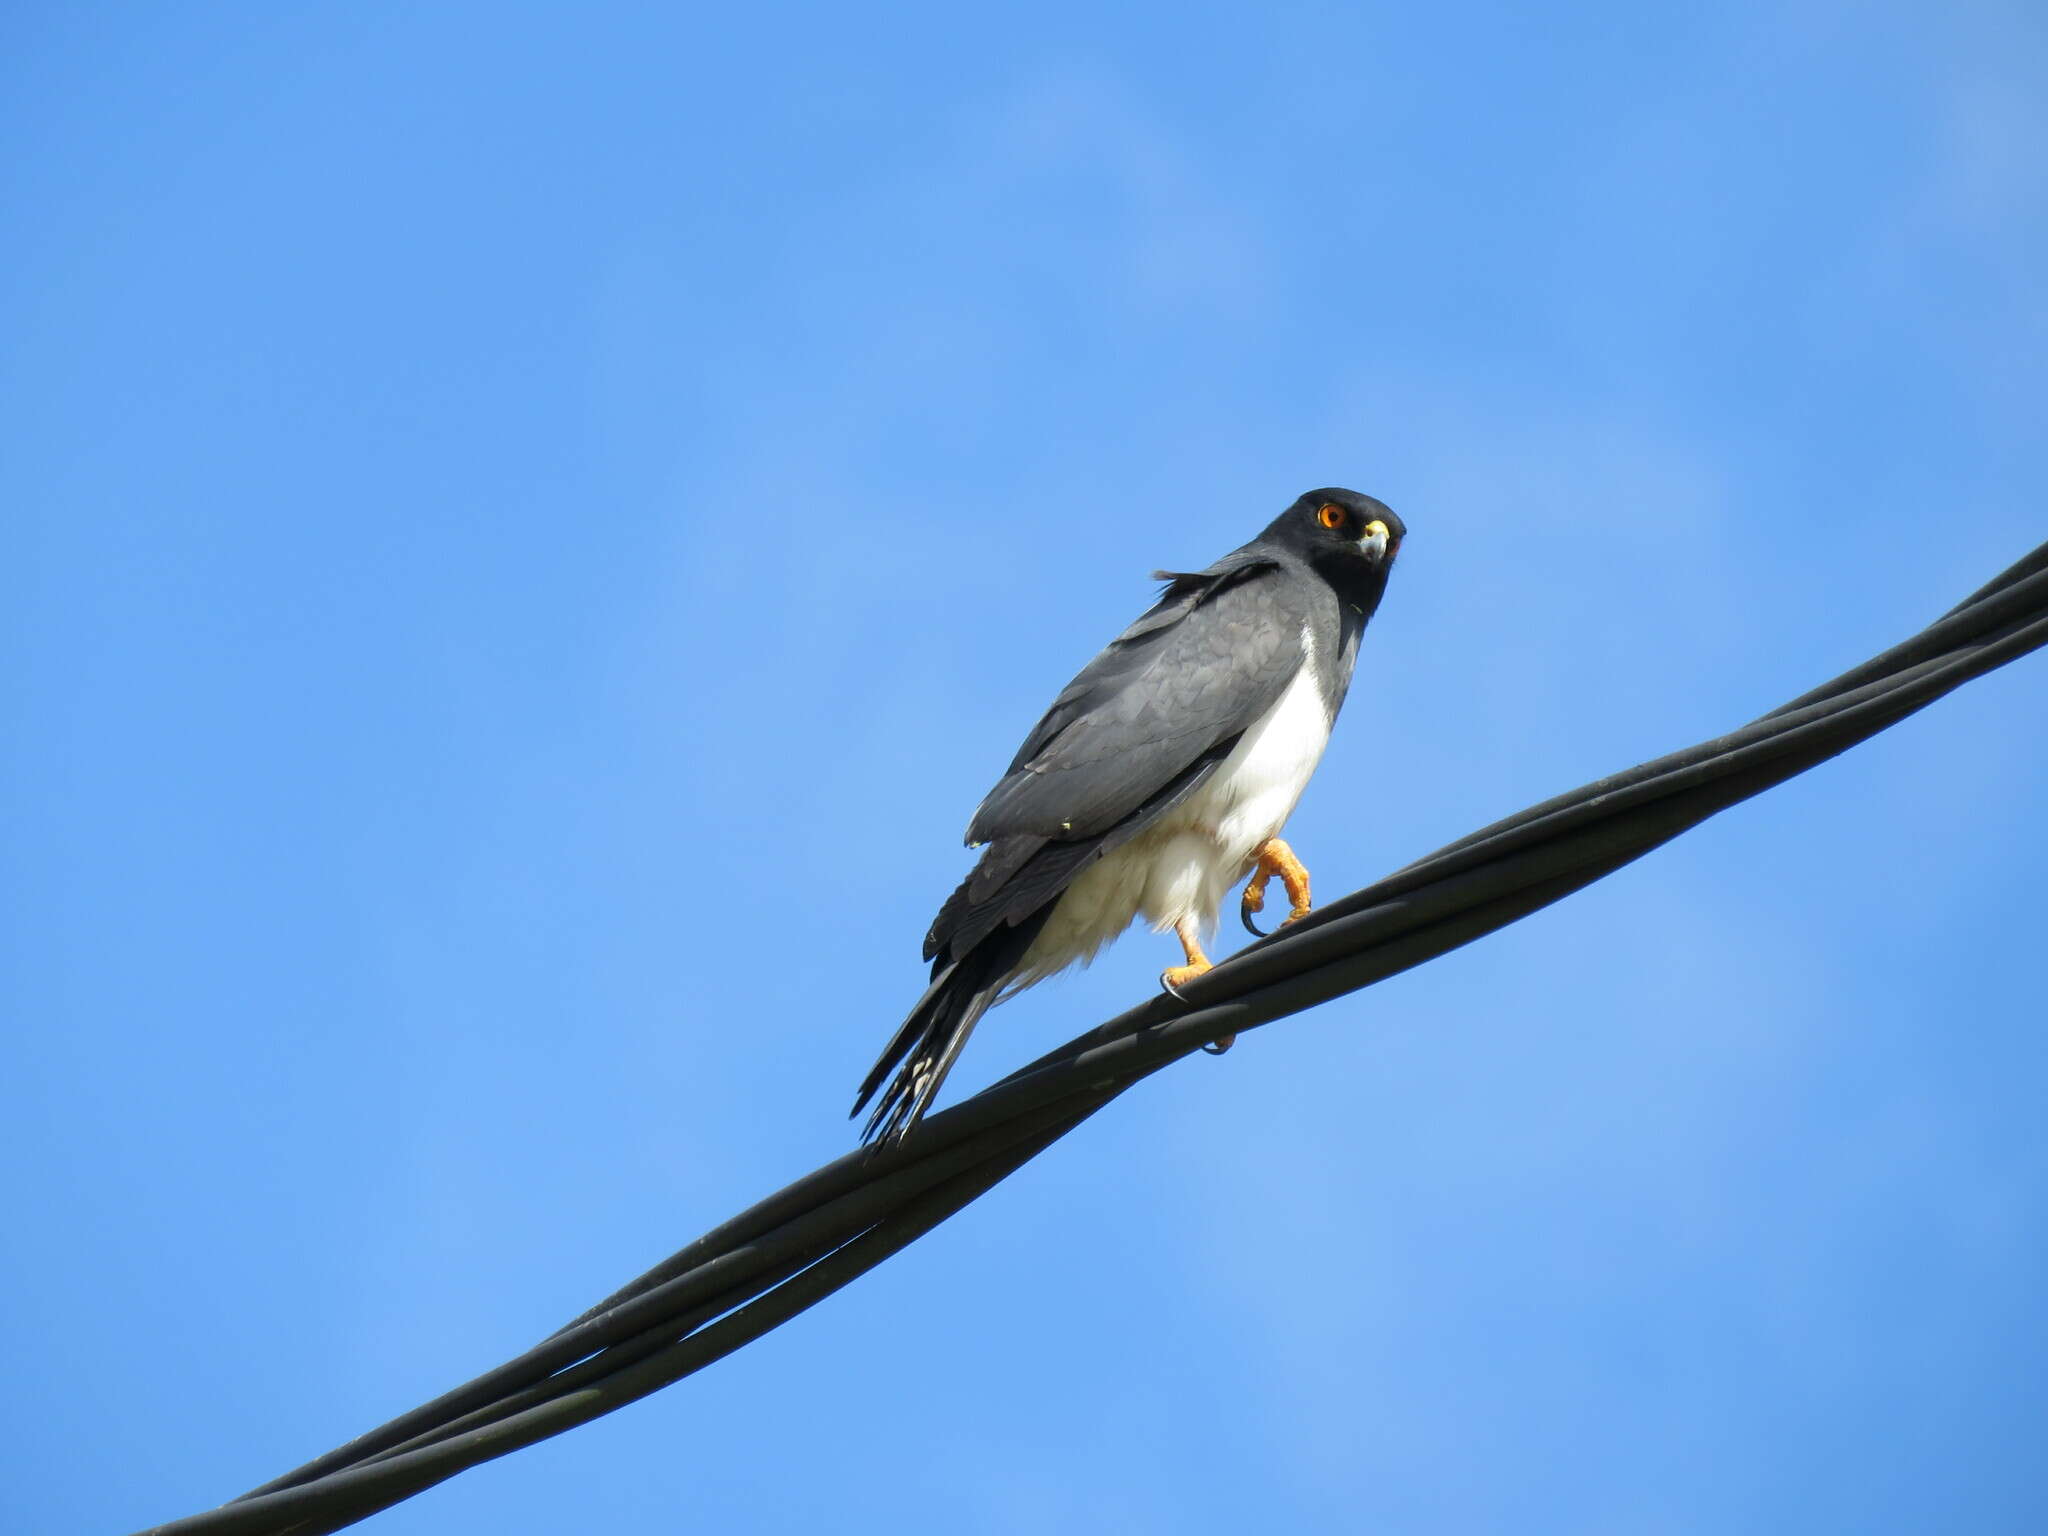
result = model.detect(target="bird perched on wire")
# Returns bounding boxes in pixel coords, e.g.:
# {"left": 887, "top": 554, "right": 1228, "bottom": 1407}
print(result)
{"left": 854, "top": 488, "right": 1406, "bottom": 1143}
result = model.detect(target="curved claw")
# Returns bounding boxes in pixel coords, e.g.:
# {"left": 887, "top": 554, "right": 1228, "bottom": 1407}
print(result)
{"left": 1241, "top": 872, "right": 1271, "bottom": 936}
{"left": 1160, "top": 971, "right": 1188, "bottom": 1002}
{"left": 1201, "top": 1035, "right": 1236, "bottom": 1055}
{"left": 1242, "top": 839, "right": 1310, "bottom": 939}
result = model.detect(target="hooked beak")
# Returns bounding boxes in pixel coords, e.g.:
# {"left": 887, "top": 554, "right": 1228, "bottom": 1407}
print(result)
{"left": 1358, "top": 518, "right": 1393, "bottom": 563}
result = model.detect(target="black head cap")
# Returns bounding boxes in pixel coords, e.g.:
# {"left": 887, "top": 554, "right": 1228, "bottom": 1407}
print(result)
{"left": 1260, "top": 487, "right": 1406, "bottom": 567}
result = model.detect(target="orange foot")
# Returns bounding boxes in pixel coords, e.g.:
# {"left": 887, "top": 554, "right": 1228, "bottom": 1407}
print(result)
{"left": 1160, "top": 917, "right": 1236, "bottom": 1054}
{"left": 1160, "top": 916, "right": 1213, "bottom": 994}
{"left": 1240, "top": 837, "right": 1312, "bottom": 936}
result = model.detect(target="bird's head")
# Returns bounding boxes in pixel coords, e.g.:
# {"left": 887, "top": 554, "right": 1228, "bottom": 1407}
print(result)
{"left": 1265, "top": 487, "right": 1406, "bottom": 573}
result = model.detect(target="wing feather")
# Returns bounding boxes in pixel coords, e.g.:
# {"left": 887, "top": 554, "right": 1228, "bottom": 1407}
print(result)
{"left": 963, "top": 556, "right": 1305, "bottom": 844}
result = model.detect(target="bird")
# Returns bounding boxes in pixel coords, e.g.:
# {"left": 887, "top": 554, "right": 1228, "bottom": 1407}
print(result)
{"left": 853, "top": 488, "right": 1406, "bottom": 1143}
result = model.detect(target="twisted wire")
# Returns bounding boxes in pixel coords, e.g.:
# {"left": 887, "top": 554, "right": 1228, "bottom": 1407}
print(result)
{"left": 136, "top": 539, "right": 2048, "bottom": 1536}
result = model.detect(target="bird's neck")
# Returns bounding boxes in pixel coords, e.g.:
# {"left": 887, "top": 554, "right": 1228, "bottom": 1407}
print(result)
{"left": 1316, "top": 556, "right": 1392, "bottom": 632}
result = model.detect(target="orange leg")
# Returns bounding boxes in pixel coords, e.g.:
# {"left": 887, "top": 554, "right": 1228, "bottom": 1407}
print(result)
{"left": 1162, "top": 918, "right": 1237, "bottom": 1054}
{"left": 1160, "top": 916, "right": 1213, "bottom": 991}
{"left": 1239, "top": 837, "right": 1313, "bottom": 936}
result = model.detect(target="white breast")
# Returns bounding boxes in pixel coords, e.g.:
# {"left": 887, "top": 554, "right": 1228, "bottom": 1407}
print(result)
{"left": 1184, "top": 644, "right": 1333, "bottom": 863}
{"left": 1010, "top": 624, "right": 1334, "bottom": 991}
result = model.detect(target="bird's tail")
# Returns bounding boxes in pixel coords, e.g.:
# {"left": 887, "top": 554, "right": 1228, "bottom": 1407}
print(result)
{"left": 852, "top": 919, "right": 1045, "bottom": 1145}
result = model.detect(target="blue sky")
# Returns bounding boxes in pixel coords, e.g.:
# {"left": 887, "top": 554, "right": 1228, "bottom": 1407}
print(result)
{"left": 4, "top": 3, "right": 2045, "bottom": 1532}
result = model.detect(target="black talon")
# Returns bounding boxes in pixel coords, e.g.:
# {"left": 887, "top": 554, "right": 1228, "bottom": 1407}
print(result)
{"left": 1160, "top": 971, "right": 1188, "bottom": 1001}
{"left": 1201, "top": 1037, "right": 1234, "bottom": 1055}
{"left": 1240, "top": 899, "right": 1267, "bottom": 938}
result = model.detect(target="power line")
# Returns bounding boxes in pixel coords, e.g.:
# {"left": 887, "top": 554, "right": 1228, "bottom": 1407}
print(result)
{"left": 137, "top": 538, "right": 2048, "bottom": 1536}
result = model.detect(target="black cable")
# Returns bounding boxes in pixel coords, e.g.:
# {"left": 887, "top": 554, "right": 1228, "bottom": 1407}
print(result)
{"left": 134, "top": 541, "right": 2048, "bottom": 1536}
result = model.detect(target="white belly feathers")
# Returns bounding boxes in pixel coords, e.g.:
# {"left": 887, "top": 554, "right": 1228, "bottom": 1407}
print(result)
{"left": 1009, "top": 624, "right": 1333, "bottom": 993}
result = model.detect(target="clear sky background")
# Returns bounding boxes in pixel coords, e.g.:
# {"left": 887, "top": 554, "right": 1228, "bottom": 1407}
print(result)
{"left": 5, "top": 4, "right": 2045, "bottom": 1533}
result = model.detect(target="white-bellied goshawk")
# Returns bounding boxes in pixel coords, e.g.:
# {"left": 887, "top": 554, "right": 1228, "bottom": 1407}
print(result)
{"left": 855, "top": 488, "right": 1406, "bottom": 1142}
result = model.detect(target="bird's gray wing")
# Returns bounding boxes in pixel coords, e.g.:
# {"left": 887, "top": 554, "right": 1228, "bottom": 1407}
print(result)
{"left": 986, "top": 547, "right": 1276, "bottom": 785}
{"left": 964, "top": 552, "right": 1308, "bottom": 846}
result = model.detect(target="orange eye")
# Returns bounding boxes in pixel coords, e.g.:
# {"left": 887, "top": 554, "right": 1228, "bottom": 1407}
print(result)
{"left": 1317, "top": 504, "right": 1345, "bottom": 530}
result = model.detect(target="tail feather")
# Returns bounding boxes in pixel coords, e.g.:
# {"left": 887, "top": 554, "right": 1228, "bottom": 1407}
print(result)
{"left": 853, "top": 913, "right": 1049, "bottom": 1144}
{"left": 857, "top": 971, "right": 1000, "bottom": 1145}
